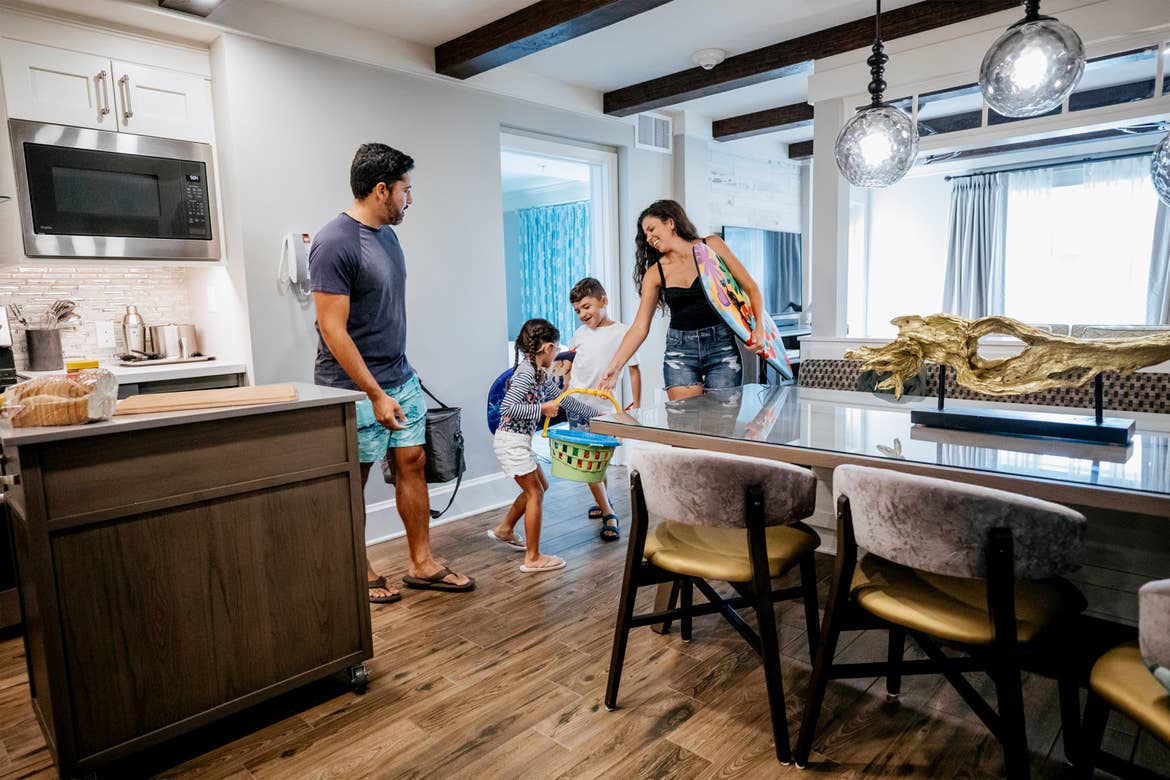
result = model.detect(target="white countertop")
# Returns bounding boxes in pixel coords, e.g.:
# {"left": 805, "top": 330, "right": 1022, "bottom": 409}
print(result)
{"left": 18, "top": 359, "right": 248, "bottom": 384}
{"left": 0, "top": 382, "right": 362, "bottom": 446}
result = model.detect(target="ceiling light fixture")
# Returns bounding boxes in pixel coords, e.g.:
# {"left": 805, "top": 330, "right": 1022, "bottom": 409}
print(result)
{"left": 978, "top": 0, "right": 1085, "bottom": 118}
{"left": 834, "top": 0, "right": 918, "bottom": 189}
{"left": 691, "top": 48, "right": 727, "bottom": 71}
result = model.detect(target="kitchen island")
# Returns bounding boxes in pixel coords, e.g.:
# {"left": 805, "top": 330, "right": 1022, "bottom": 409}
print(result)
{"left": 1, "top": 382, "right": 372, "bottom": 778}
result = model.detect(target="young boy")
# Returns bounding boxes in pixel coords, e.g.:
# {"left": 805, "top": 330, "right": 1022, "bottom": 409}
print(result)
{"left": 567, "top": 277, "right": 641, "bottom": 541}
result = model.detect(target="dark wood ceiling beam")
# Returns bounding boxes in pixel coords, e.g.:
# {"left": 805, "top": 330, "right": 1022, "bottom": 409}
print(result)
{"left": 788, "top": 140, "right": 814, "bottom": 160}
{"left": 604, "top": 0, "right": 1022, "bottom": 116}
{"left": 436, "top": 0, "right": 673, "bottom": 79}
{"left": 713, "top": 102, "right": 814, "bottom": 142}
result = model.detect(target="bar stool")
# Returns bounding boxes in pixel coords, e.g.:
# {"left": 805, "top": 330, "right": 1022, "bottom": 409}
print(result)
{"left": 795, "top": 465, "right": 1088, "bottom": 779}
{"left": 1079, "top": 579, "right": 1170, "bottom": 779}
{"left": 605, "top": 447, "right": 822, "bottom": 764}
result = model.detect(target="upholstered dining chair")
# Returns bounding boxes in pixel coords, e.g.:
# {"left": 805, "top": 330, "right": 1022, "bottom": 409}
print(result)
{"left": 1079, "top": 579, "right": 1170, "bottom": 779}
{"left": 605, "top": 447, "right": 822, "bottom": 765}
{"left": 794, "top": 465, "right": 1088, "bottom": 779}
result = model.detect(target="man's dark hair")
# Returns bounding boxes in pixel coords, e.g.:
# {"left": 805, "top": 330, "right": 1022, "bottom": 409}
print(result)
{"left": 350, "top": 143, "right": 414, "bottom": 199}
{"left": 570, "top": 277, "right": 607, "bottom": 304}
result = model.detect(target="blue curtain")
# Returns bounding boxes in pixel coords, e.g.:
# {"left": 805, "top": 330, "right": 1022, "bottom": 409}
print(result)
{"left": 517, "top": 201, "right": 592, "bottom": 339}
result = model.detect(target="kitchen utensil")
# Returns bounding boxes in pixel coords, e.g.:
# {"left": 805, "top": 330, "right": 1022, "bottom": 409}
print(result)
{"left": 148, "top": 324, "right": 199, "bottom": 359}
{"left": 122, "top": 305, "right": 146, "bottom": 351}
{"left": 56, "top": 312, "right": 82, "bottom": 329}
{"left": 7, "top": 304, "right": 27, "bottom": 327}
{"left": 114, "top": 384, "right": 298, "bottom": 415}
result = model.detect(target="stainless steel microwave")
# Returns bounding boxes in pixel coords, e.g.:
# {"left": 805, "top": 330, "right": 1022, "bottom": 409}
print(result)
{"left": 8, "top": 119, "right": 220, "bottom": 261}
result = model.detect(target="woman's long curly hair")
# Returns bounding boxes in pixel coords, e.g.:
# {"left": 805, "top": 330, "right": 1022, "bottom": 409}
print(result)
{"left": 634, "top": 199, "right": 701, "bottom": 311}
{"left": 513, "top": 318, "right": 560, "bottom": 381}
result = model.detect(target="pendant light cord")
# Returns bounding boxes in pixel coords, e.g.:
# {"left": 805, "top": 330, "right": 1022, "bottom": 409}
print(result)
{"left": 867, "top": 0, "right": 888, "bottom": 107}
{"left": 1024, "top": 0, "right": 1040, "bottom": 21}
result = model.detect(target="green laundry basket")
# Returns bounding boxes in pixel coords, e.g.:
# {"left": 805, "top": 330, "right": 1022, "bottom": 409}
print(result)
{"left": 541, "top": 389, "right": 621, "bottom": 484}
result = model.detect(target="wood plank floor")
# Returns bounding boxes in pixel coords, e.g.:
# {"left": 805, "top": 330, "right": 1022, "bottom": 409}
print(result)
{"left": 2, "top": 467, "right": 1168, "bottom": 779}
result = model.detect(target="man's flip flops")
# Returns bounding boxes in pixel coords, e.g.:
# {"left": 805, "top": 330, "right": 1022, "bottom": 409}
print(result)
{"left": 519, "top": 556, "right": 566, "bottom": 574}
{"left": 486, "top": 528, "right": 526, "bottom": 550}
{"left": 368, "top": 576, "right": 402, "bottom": 604}
{"left": 402, "top": 566, "right": 476, "bottom": 592}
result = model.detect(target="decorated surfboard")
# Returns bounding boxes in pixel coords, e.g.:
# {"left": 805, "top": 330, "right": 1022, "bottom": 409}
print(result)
{"left": 693, "top": 241, "right": 794, "bottom": 381}
{"left": 486, "top": 350, "right": 576, "bottom": 434}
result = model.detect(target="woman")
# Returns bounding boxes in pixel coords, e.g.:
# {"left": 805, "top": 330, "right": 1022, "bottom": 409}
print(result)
{"left": 598, "top": 199, "right": 766, "bottom": 401}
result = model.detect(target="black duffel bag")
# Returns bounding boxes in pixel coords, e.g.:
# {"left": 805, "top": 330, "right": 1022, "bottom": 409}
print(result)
{"left": 382, "top": 381, "right": 465, "bottom": 518}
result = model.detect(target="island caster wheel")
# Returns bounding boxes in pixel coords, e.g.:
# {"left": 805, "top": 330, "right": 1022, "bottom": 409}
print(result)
{"left": 348, "top": 663, "right": 369, "bottom": 694}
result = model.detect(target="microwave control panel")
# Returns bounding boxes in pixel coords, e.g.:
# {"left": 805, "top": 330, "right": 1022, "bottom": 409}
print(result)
{"left": 180, "top": 163, "right": 211, "bottom": 238}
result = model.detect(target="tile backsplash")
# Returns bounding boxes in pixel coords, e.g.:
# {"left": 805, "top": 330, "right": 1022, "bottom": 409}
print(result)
{"left": 0, "top": 266, "right": 193, "bottom": 369}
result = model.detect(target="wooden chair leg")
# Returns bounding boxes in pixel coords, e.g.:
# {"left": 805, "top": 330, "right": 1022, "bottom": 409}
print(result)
{"left": 992, "top": 656, "right": 1031, "bottom": 780}
{"left": 680, "top": 578, "right": 693, "bottom": 643}
{"left": 604, "top": 568, "right": 638, "bottom": 711}
{"left": 1077, "top": 692, "right": 1110, "bottom": 778}
{"left": 753, "top": 571, "right": 792, "bottom": 763}
{"left": 799, "top": 554, "right": 821, "bottom": 661}
{"left": 886, "top": 626, "right": 906, "bottom": 701}
{"left": 1057, "top": 668, "right": 1081, "bottom": 766}
{"left": 796, "top": 496, "right": 857, "bottom": 769}
{"left": 651, "top": 581, "right": 679, "bottom": 635}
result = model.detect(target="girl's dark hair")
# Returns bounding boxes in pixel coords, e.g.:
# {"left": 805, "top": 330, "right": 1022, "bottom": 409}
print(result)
{"left": 514, "top": 318, "right": 560, "bottom": 379}
{"left": 634, "top": 199, "right": 701, "bottom": 311}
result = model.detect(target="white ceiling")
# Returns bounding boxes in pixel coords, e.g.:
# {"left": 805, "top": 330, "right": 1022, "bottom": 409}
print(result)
{"left": 500, "top": 150, "right": 591, "bottom": 193}
{"left": 258, "top": 0, "right": 923, "bottom": 127}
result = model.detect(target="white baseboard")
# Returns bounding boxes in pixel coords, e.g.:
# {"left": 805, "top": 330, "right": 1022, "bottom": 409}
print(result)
{"left": 364, "top": 470, "right": 516, "bottom": 546}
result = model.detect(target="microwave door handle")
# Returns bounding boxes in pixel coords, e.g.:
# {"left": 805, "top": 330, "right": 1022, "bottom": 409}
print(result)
{"left": 118, "top": 74, "right": 133, "bottom": 121}
{"left": 95, "top": 69, "right": 110, "bottom": 117}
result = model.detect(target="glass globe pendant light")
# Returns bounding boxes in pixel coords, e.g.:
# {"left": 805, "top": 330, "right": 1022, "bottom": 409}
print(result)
{"left": 1153, "top": 132, "right": 1170, "bottom": 207}
{"left": 834, "top": 0, "right": 918, "bottom": 189}
{"left": 979, "top": 0, "right": 1085, "bottom": 118}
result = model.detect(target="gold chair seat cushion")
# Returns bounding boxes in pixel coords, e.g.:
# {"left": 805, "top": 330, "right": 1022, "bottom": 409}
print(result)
{"left": 1091, "top": 642, "right": 1170, "bottom": 745}
{"left": 850, "top": 554, "right": 1086, "bottom": 645}
{"left": 643, "top": 521, "right": 820, "bottom": 583}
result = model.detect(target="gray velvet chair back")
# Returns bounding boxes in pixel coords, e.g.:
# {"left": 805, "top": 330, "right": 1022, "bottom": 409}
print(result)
{"left": 1140, "top": 579, "right": 1170, "bottom": 675}
{"left": 833, "top": 465, "right": 1086, "bottom": 580}
{"left": 628, "top": 448, "right": 816, "bottom": 528}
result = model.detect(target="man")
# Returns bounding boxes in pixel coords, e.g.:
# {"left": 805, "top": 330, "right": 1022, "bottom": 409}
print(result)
{"left": 310, "top": 143, "right": 474, "bottom": 603}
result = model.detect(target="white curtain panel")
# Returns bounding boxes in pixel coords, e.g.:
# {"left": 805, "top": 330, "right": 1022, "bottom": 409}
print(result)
{"left": 1149, "top": 199, "right": 1170, "bottom": 325}
{"left": 941, "top": 172, "right": 1008, "bottom": 318}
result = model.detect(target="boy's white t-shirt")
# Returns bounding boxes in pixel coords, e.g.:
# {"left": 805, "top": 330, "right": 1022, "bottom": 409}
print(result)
{"left": 568, "top": 321, "right": 639, "bottom": 411}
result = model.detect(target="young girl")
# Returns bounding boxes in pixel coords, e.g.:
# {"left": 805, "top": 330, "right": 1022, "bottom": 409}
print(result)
{"left": 598, "top": 199, "right": 767, "bottom": 400}
{"left": 490, "top": 318, "right": 600, "bottom": 573}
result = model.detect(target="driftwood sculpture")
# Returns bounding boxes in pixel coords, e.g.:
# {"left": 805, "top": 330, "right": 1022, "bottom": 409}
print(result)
{"left": 847, "top": 314, "right": 1170, "bottom": 399}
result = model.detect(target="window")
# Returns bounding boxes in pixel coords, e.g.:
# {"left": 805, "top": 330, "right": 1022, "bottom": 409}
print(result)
{"left": 847, "top": 152, "right": 1162, "bottom": 336}
{"left": 1002, "top": 156, "right": 1158, "bottom": 325}
{"left": 720, "top": 226, "right": 803, "bottom": 317}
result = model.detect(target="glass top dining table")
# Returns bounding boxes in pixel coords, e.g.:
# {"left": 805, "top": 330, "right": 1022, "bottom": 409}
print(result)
{"left": 589, "top": 384, "right": 1170, "bottom": 519}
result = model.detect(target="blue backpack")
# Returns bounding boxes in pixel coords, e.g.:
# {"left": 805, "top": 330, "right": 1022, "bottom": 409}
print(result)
{"left": 486, "top": 351, "right": 575, "bottom": 434}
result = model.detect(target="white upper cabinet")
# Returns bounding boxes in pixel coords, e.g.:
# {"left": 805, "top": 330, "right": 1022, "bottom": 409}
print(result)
{"left": 110, "top": 60, "right": 213, "bottom": 143}
{"left": 0, "top": 39, "right": 118, "bottom": 131}
{"left": 0, "top": 40, "right": 213, "bottom": 143}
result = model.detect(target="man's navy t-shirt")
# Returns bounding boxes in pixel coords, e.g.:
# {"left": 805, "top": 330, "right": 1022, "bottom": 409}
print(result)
{"left": 310, "top": 213, "right": 413, "bottom": 390}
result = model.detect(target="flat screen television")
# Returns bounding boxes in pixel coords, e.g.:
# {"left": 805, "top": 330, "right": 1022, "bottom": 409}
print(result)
{"left": 720, "top": 226, "right": 802, "bottom": 321}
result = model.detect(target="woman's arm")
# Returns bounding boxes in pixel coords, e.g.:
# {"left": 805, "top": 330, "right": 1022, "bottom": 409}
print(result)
{"left": 598, "top": 275, "right": 660, "bottom": 392}
{"left": 706, "top": 234, "right": 768, "bottom": 354}
{"left": 628, "top": 365, "right": 642, "bottom": 408}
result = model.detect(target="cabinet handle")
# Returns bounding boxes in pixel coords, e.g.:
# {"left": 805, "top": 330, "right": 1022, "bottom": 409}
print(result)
{"left": 119, "top": 74, "right": 134, "bottom": 121}
{"left": 95, "top": 69, "right": 111, "bottom": 116}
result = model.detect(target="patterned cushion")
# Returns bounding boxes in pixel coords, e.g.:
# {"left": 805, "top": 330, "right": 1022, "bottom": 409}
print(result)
{"left": 1140, "top": 579, "right": 1170, "bottom": 694}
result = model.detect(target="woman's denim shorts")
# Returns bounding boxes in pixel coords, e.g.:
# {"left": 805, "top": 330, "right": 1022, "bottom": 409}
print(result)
{"left": 663, "top": 323, "right": 743, "bottom": 390}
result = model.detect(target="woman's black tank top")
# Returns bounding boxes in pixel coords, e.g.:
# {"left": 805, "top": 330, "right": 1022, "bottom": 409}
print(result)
{"left": 657, "top": 259, "right": 723, "bottom": 331}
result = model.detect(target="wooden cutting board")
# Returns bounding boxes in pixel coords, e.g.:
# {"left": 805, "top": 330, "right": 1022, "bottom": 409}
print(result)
{"left": 115, "top": 384, "right": 299, "bottom": 415}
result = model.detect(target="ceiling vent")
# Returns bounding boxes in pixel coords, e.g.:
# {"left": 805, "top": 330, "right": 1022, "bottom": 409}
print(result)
{"left": 636, "top": 113, "right": 673, "bottom": 154}
{"left": 158, "top": 0, "right": 224, "bottom": 17}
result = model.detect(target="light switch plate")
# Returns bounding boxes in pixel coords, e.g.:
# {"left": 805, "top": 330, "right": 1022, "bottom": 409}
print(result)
{"left": 96, "top": 320, "right": 116, "bottom": 349}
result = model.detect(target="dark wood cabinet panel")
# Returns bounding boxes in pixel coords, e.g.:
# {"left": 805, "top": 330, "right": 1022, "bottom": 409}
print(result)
{"left": 5, "top": 392, "right": 372, "bottom": 777}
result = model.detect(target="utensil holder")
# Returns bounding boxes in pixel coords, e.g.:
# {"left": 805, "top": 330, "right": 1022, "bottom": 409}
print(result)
{"left": 26, "top": 328, "right": 63, "bottom": 371}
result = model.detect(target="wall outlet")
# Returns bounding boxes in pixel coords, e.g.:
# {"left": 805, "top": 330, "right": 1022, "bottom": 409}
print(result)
{"left": 96, "top": 320, "right": 116, "bottom": 349}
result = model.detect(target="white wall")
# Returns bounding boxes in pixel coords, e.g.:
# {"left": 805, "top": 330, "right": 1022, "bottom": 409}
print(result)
{"left": 858, "top": 173, "right": 951, "bottom": 337}
{"left": 209, "top": 34, "right": 672, "bottom": 538}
